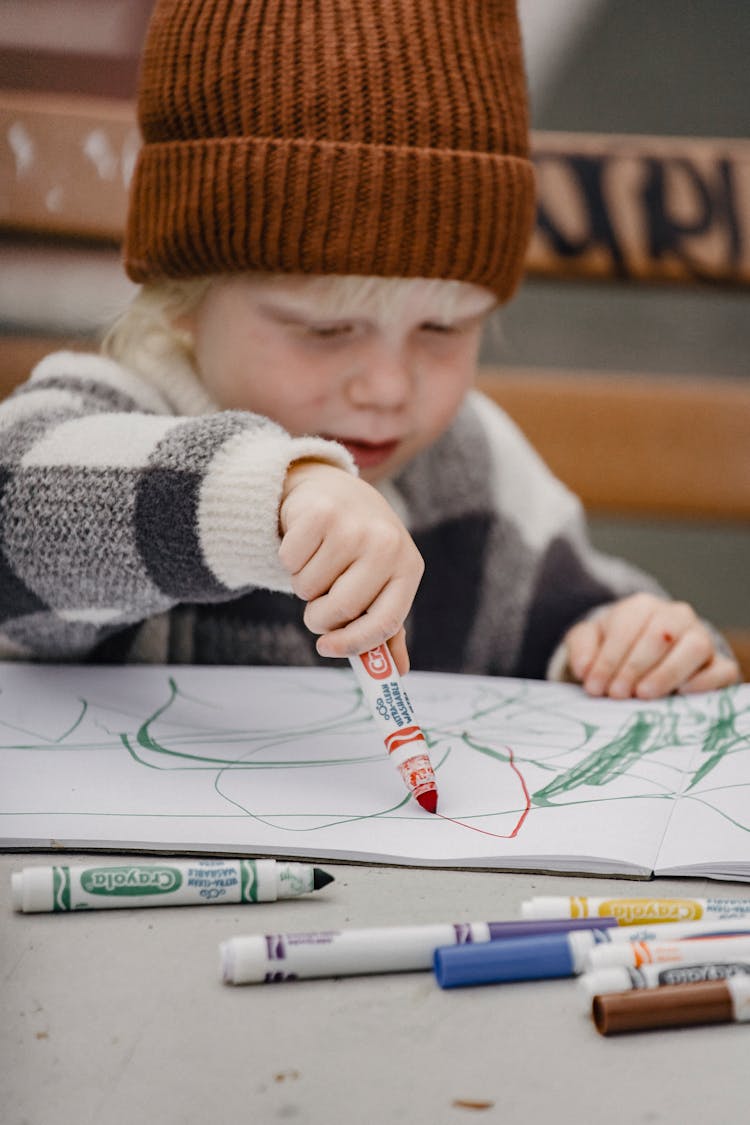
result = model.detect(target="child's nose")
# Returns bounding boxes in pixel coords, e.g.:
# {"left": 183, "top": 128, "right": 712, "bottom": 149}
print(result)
{"left": 347, "top": 348, "right": 413, "bottom": 409}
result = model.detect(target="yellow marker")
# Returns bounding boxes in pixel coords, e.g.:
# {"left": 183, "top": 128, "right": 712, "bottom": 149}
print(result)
{"left": 521, "top": 895, "right": 750, "bottom": 926}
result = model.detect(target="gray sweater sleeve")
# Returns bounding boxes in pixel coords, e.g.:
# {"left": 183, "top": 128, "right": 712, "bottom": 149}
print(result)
{"left": 0, "top": 352, "right": 355, "bottom": 659}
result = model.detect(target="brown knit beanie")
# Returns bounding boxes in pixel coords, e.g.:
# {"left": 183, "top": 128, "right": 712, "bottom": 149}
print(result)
{"left": 124, "top": 0, "right": 536, "bottom": 303}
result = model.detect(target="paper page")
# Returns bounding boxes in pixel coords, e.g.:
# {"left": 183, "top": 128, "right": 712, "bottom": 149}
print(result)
{"left": 2, "top": 665, "right": 747, "bottom": 876}
{"left": 654, "top": 685, "right": 750, "bottom": 877}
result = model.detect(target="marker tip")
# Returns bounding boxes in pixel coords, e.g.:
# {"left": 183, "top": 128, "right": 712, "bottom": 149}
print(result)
{"left": 313, "top": 867, "right": 335, "bottom": 890}
{"left": 416, "top": 790, "right": 438, "bottom": 814}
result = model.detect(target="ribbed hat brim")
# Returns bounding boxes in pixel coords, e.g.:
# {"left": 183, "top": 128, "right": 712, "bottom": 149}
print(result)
{"left": 125, "top": 135, "right": 536, "bottom": 302}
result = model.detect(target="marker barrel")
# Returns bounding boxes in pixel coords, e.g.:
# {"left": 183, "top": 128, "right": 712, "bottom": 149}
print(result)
{"left": 589, "top": 935, "right": 750, "bottom": 971}
{"left": 580, "top": 918, "right": 750, "bottom": 945}
{"left": 12, "top": 859, "right": 323, "bottom": 913}
{"left": 349, "top": 644, "right": 438, "bottom": 812}
{"left": 580, "top": 961, "right": 750, "bottom": 1003}
{"left": 222, "top": 923, "right": 485, "bottom": 983}
{"left": 433, "top": 930, "right": 598, "bottom": 988}
{"left": 521, "top": 895, "right": 750, "bottom": 926}
{"left": 592, "top": 976, "right": 750, "bottom": 1035}
{"left": 220, "top": 917, "right": 617, "bottom": 984}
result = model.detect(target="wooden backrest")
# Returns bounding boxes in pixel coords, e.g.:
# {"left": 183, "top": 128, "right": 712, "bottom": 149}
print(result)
{"left": 476, "top": 368, "right": 750, "bottom": 521}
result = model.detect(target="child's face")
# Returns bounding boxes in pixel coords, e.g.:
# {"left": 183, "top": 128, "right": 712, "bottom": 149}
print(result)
{"left": 186, "top": 274, "right": 495, "bottom": 482}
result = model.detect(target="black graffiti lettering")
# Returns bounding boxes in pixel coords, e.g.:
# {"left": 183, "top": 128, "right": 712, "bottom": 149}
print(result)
{"left": 643, "top": 157, "right": 741, "bottom": 278}
{"left": 535, "top": 154, "right": 627, "bottom": 274}
{"left": 534, "top": 149, "right": 744, "bottom": 281}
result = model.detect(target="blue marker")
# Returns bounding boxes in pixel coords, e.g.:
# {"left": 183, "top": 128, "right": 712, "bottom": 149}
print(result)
{"left": 434, "top": 929, "right": 606, "bottom": 988}
{"left": 433, "top": 917, "right": 750, "bottom": 989}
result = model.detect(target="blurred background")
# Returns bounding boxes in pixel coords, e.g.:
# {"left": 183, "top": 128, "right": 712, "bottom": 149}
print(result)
{"left": 1, "top": 0, "right": 748, "bottom": 633}
{"left": 497, "top": 0, "right": 749, "bottom": 631}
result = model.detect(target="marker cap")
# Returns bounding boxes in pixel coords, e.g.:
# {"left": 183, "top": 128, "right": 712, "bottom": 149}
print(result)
{"left": 520, "top": 897, "right": 571, "bottom": 920}
{"left": 11, "top": 871, "right": 23, "bottom": 911}
{"left": 587, "top": 943, "right": 639, "bottom": 970}
{"left": 433, "top": 931, "right": 594, "bottom": 989}
{"left": 11, "top": 867, "right": 53, "bottom": 913}
{"left": 220, "top": 936, "right": 263, "bottom": 984}
{"left": 578, "top": 967, "right": 633, "bottom": 1002}
{"left": 592, "top": 981, "right": 735, "bottom": 1035}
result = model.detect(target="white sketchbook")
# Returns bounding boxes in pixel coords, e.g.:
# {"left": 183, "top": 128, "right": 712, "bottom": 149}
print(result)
{"left": 1, "top": 663, "right": 748, "bottom": 881}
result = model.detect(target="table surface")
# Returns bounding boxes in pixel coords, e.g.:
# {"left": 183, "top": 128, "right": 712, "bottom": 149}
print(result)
{"left": 2, "top": 853, "right": 749, "bottom": 1125}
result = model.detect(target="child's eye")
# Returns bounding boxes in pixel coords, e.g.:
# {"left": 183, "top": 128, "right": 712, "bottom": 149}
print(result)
{"left": 307, "top": 323, "right": 354, "bottom": 339}
{"left": 420, "top": 322, "right": 458, "bottom": 335}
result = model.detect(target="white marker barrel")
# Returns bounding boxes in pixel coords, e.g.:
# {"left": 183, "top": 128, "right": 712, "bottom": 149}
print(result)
{"left": 579, "top": 960, "right": 750, "bottom": 1003}
{"left": 588, "top": 935, "right": 750, "bottom": 971}
{"left": 11, "top": 859, "right": 317, "bottom": 912}
{"left": 348, "top": 645, "right": 438, "bottom": 811}
{"left": 221, "top": 922, "right": 493, "bottom": 983}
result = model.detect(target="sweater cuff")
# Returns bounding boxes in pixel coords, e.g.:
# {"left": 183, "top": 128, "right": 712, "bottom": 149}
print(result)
{"left": 197, "top": 431, "right": 356, "bottom": 592}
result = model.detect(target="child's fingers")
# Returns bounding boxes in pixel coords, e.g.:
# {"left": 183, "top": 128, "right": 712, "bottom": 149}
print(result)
{"left": 287, "top": 528, "right": 365, "bottom": 604}
{"left": 277, "top": 510, "right": 327, "bottom": 578}
{"left": 319, "top": 621, "right": 411, "bottom": 671}
{"left": 319, "top": 629, "right": 411, "bottom": 677}
{"left": 565, "top": 594, "right": 739, "bottom": 699}
{"left": 632, "top": 624, "right": 716, "bottom": 699}
{"left": 564, "top": 618, "right": 604, "bottom": 682}
{"left": 315, "top": 573, "right": 416, "bottom": 659}
{"left": 302, "top": 558, "right": 389, "bottom": 637}
{"left": 387, "top": 629, "right": 410, "bottom": 676}
{"left": 603, "top": 601, "right": 697, "bottom": 699}
{"left": 301, "top": 533, "right": 421, "bottom": 634}
{"left": 292, "top": 518, "right": 407, "bottom": 608}
{"left": 315, "top": 600, "right": 407, "bottom": 661}
{"left": 679, "top": 654, "right": 741, "bottom": 694}
{"left": 580, "top": 595, "right": 656, "bottom": 696}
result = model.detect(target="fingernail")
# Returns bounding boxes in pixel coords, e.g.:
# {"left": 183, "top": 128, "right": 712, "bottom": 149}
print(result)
{"left": 585, "top": 677, "right": 604, "bottom": 696}
{"left": 609, "top": 679, "right": 629, "bottom": 699}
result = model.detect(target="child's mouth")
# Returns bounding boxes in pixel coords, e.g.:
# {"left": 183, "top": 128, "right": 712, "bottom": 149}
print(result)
{"left": 334, "top": 438, "right": 400, "bottom": 470}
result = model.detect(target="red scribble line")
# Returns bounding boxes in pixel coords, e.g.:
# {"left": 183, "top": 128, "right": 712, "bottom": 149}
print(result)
{"left": 436, "top": 745, "right": 531, "bottom": 840}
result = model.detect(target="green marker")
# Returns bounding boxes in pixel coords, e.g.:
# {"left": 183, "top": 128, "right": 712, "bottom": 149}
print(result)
{"left": 11, "top": 858, "right": 334, "bottom": 913}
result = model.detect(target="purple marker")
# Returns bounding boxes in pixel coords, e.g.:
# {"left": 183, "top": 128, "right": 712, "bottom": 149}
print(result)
{"left": 220, "top": 916, "right": 617, "bottom": 984}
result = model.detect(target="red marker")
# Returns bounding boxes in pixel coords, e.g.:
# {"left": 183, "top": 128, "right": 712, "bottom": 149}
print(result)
{"left": 348, "top": 644, "right": 438, "bottom": 812}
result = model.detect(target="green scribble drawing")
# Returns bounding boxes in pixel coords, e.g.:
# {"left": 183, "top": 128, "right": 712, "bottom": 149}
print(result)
{"left": 532, "top": 708, "right": 679, "bottom": 805}
{"left": 1, "top": 668, "right": 749, "bottom": 868}
{"left": 688, "top": 691, "right": 747, "bottom": 789}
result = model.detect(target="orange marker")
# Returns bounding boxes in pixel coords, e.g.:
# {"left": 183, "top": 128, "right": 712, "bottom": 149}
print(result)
{"left": 348, "top": 644, "right": 438, "bottom": 812}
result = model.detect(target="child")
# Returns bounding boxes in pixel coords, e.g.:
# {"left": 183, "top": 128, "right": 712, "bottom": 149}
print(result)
{"left": 0, "top": 0, "right": 738, "bottom": 700}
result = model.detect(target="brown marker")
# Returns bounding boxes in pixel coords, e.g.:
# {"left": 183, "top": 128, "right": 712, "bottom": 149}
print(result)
{"left": 593, "top": 976, "right": 750, "bottom": 1035}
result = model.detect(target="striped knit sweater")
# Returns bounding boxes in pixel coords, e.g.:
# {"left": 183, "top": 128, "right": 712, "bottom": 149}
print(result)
{"left": 0, "top": 350, "right": 664, "bottom": 675}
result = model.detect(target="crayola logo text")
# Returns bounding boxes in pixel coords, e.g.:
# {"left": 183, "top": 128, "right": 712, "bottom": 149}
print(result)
{"left": 602, "top": 899, "right": 701, "bottom": 924}
{"left": 80, "top": 866, "right": 183, "bottom": 896}
{"left": 360, "top": 646, "right": 392, "bottom": 680}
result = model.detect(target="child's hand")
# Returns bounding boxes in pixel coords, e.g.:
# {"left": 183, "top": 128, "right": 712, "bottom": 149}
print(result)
{"left": 564, "top": 593, "right": 740, "bottom": 699}
{"left": 278, "top": 460, "right": 424, "bottom": 673}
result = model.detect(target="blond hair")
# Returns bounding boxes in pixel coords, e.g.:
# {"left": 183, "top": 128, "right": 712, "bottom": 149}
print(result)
{"left": 102, "top": 278, "right": 211, "bottom": 374}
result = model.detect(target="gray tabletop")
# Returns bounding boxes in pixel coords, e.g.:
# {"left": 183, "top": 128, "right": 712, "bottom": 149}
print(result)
{"left": 2, "top": 854, "right": 749, "bottom": 1125}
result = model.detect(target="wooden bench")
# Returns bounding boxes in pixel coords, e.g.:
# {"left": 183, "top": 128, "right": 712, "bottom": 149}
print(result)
{"left": 1, "top": 91, "right": 749, "bottom": 677}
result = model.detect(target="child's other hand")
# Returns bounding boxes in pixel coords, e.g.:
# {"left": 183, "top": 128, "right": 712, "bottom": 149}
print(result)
{"left": 278, "top": 461, "right": 424, "bottom": 673}
{"left": 564, "top": 593, "right": 741, "bottom": 699}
